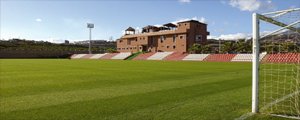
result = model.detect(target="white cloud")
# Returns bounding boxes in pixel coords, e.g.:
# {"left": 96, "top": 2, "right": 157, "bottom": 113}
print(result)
{"left": 229, "top": 0, "right": 261, "bottom": 11}
{"left": 229, "top": 0, "right": 274, "bottom": 12}
{"left": 208, "top": 33, "right": 251, "bottom": 40}
{"left": 35, "top": 18, "right": 42, "bottom": 22}
{"left": 178, "top": 0, "right": 191, "bottom": 3}
{"left": 208, "top": 31, "right": 275, "bottom": 40}
{"left": 172, "top": 16, "right": 207, "bottom": 24}
{"left": 219, "top": 33, "right": 250, "bottom": 40}
{"left": 153, "top": 24, "right": 162, "bottom": 27}
{"left": 135, "top": 27, "right": 142, "bottom": 34}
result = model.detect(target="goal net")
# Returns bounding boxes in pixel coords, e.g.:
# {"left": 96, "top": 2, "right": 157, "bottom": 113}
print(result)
{"left": 252, "top": 8, "right": 300, "bottom": 119}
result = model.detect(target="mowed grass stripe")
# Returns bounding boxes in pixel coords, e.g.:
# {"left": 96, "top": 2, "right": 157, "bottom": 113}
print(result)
{"left": 106, "top": 86, "right": 251, "bottom": 120}
{"left": 1, "top": 73, "right": 248, "bottom": 112}
{"left": 0, "top": 67, "right": 245, "bottom": 98}
{"left": 1, "top": 77, "right": 250, "bottom": 120}
{"left": 0, "top": 60, "right": 249, "bottom": 98}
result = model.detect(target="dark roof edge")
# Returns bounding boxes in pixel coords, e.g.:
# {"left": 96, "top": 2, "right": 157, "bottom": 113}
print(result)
{"left": 177, "top": 20, "right": 207, "bottom": 25}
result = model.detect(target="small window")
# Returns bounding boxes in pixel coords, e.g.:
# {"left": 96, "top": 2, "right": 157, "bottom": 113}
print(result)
{"left": 160, "top": 36, "right": 166, "bottom": 43}
{"left": 167, "top": 46, "right": 169, "bottom": 48}
{"left": 180, "top": 36, "right": 183, "bottom": 39}
{"left": 127, "top": 40, "right": 131, "bottom": 45}
{"left": 126, "top": 48, "right": 129, "bottom": 50}
{"left": 139, "top": 46, "right": 142, "bottom": 49}
{"left": 173, "top": 45, "right": 176, "bottom": 49}
{"left": 119, "top": 40, "right": 123, "bottom": 43}
{"left": 184, "top": 23, "right": 186, "bottom": 26}
{"left": 160, "top": 35, "right": 165, "bottom": 40}
{"left": 196, "top": 35, "right": 202, "bottom": 41}
{"left": 173, "top": 35, "right": 176, "bottom": 43}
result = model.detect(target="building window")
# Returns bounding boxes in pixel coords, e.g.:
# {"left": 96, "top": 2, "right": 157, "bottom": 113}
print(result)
{"left": 139, "top": 46, "right": 142, "bottom": 49}
{"left": 173, "top": 35, "right": 176, "bottom": 43}
{"left": 127, "top": 40, "right": 131, "bottom": 45}
{"left": 119, "top": 40, "right": 123, "bottom": 43}
{"left": 160, "top": 36, "right": 165, "bottom": 40}
{"left": 180, "top": 35, "right": 183, "bottom": 39}
{"left": 167, "top": 46, "right": 169, "bottom": 49}
{"left": 195, "top": 35, "right": 202, "bottom": 41}
{"left": 160, "top": 35, "right": 166, "bottom": 43}
{"left": 173, "top": 45, "right": 176, "bottom": 49}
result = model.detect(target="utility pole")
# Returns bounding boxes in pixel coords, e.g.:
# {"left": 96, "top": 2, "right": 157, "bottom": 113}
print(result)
{"left": 87, "top": 23, "right": 94, "bottom": 54}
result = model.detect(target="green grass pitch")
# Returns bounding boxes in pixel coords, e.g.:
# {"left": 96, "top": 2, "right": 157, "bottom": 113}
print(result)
{"left": 0, "top": 59, "right": 291, "bottom": 120}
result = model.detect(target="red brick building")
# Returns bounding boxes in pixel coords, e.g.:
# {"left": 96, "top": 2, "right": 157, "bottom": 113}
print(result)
{"left": 117, "top": 20, "right": 209, "bottom": 53}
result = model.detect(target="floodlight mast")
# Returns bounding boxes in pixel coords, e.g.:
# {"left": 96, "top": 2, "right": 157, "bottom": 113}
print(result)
{"left": 87, "top": 23, "right": 94, "bottom": 54}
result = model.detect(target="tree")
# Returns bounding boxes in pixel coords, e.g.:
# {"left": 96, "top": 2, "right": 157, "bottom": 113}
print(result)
{"left": 106, "top": 48, "right": 117, "bottom": 53}
{"left": 188, "top": 44, "right": 201, "bottom": 54}
{"left": 221, "top": 41, "right": 237, "bottom": 53}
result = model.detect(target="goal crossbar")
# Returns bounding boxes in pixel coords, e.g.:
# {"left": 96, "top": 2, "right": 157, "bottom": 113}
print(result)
{"left": 257, "top": 14, "right": 300, "bottom": 33}
{"left": 262, "top": 8, "right": 300, "bottom": 16}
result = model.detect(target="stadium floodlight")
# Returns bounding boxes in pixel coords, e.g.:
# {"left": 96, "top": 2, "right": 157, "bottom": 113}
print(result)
{"left": 252, "top": 8, "right": 300, "bottom": 119}
{"left": 87, "top": 23, "right": 94, "bottom": 54}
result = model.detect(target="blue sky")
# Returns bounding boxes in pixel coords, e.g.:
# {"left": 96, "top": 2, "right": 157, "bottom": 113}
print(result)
{"left": 1, "top": 0, "right": 299, "bottom": 43}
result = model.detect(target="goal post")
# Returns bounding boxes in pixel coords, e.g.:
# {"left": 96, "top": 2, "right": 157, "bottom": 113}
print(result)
{"left": 252, "top": 12, "right": 259, "bottom": 114}
{"left": 252, "top": 8, "right": 300, "bottom": 119}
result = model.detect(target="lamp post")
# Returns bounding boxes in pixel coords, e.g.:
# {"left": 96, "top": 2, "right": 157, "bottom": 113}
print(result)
{"left": 219, "top": 38, "right": 221, "bottom": 53}
{"left": 87, "top": 23, "right": 94, "bottom": 54}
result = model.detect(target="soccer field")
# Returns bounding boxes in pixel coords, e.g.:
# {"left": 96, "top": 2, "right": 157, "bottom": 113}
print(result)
{"left": 0, "top": 59, "right": 290, "bottom": 120}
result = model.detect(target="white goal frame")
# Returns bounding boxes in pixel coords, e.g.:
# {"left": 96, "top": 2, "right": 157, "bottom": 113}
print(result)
{"left": 252, "top": 8, "right": 300, "bottom": 119}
